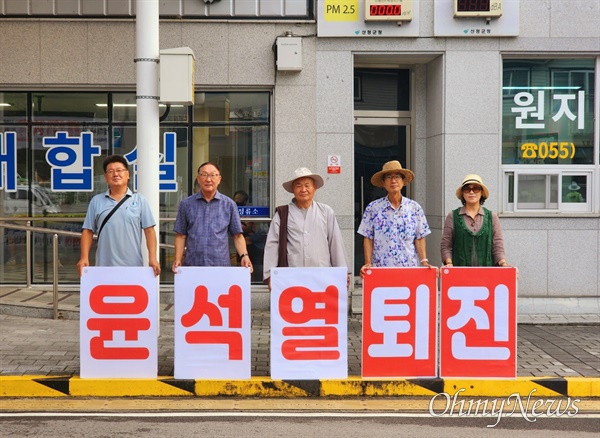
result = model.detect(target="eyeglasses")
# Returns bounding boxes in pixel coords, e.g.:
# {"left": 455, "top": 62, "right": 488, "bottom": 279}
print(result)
{"left": 384, "top": 174, "right": 404, "bottom": 181}
{"left": 199, "top": 172, "right": 221, "bottom": 179}
{"left": 462, "top": 185, "right": 482, "bottom": 193}
{"left": 105, "top": 168, "right": 128, "bottom": 175}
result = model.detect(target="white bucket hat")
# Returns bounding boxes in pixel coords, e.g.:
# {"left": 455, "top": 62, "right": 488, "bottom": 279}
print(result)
{"left": 282, "top": 167, "right": 324, "bottom": 193}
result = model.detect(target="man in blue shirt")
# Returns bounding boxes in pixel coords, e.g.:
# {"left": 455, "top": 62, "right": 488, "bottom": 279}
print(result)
{"left": 77, "top": 155, "right": 160, "bottom": 276}
{"left": 172, "top": 162, "right": 253, "bottom": 273}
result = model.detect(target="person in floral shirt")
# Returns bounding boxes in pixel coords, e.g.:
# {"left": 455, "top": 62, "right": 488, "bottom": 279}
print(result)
{"left": 358, "top": 160, "right": 436, "bottom": 277}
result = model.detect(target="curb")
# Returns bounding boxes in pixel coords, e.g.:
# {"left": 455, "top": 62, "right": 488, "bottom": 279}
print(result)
{"left": 0, "top": 303, "right": 80, "bottom": 320}
{"left": 1, "top": 376, "right": 598, "bottom": 398}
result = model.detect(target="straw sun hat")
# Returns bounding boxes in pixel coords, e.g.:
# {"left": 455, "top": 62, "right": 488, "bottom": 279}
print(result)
{"left": 455, "top": 174, "right": 490, "bottom": 200}
{"left": 370, "top": 160, "right": 415, "bottom": 188}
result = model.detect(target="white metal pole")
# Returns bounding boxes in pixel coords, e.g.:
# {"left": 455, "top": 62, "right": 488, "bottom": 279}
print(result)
{"left": 135, "top": 0, "right": 161, "bottom": 331}
{"left": 135, "top": 0, "right": 160, "bottom": 264}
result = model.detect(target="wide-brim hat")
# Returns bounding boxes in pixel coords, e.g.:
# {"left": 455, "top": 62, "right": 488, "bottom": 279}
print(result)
{"left": 282, "top": 167, "right": 324, "bottom": 193}
{"left": 568, "top": 181, "right": 580, "bottom": 191}
{"left": 370, "top": 160, "right": 415, "bottom": 188}
{"left": 456, "top": 174, "right": 490, "bottom": 200}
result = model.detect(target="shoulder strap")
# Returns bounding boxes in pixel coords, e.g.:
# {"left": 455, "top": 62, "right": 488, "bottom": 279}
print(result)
{"left": 97, "top": 194, "right": 131, "bottom": 238}
{"left": 275, "top": 205, "right": 289, "bottom": 267}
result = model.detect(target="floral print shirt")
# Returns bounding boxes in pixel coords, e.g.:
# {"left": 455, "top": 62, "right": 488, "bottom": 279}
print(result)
{"left": 357, "top": 196, "right": 431, "bottom": 267}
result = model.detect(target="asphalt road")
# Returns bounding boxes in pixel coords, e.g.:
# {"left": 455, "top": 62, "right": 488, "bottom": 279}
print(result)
{"left": 2, "top": 412, "right": 599, "bottom": 437}
{"left": 2, "top": 398, "right": 599, "bottom": 437}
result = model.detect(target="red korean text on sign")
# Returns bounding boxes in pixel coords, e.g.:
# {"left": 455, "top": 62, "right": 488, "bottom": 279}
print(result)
{"left": 362, "top": 267, "right": 438, "bottom": 378}
{"left": 440, "top": 267, "right": 517, "bottom": 378}
{"left": 279, "top": 285, "right": 340, "bottom": 360}
{"left": 87, "top": 285, "right": 150, "bottom": 360}
{"left": 181, "top": 284, "right": 243, "bottom": 360}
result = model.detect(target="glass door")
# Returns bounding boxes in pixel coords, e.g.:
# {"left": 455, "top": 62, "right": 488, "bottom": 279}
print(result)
{"left": 353, "top": 122, "right": 410, "bottom": 276}
{"left": 353, "top": 67, "right": 412, "bottom": 279}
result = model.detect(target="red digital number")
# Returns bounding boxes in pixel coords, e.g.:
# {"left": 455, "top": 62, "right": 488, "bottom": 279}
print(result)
{"left": 370, "top": 4, "right": 402, "bottom": 16}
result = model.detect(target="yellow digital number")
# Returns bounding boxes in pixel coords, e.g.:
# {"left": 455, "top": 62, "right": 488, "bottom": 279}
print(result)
{"left": 559, "top": 142, "right": 569, "bottom": 159}
{"left": 548, "top": 142, "right": 558, "bottom": 159}
{"left": 538, "top": 142, "right": 549, "bottom": 159}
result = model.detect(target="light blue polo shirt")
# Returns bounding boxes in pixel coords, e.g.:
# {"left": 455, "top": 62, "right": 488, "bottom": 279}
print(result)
{"left": 82, "top": 188, "right": 156, "bottom": 267}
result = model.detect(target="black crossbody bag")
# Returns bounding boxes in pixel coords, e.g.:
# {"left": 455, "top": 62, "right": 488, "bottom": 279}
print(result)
{"left": 97, "top": 194, "right": 131, "bottom": 238}
{"left": 275, "top": 205, "right": 289, "bottom": 268}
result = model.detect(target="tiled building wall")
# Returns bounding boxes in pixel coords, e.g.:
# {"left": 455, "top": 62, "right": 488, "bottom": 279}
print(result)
{"left": 0, "top": 0, "right": 310, "bottom": 17}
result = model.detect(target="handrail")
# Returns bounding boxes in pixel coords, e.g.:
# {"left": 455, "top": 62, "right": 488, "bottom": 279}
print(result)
{"left": 0, "top": 220, "right": 174, "bottom": 319}
{"left": 53, "top": 234, "right": 59, "bottom": 318}
{"left": 0, "top": 221, "right": 175, "bottom": 248}
{"left": 0, "top": 221, "right": 83, "bottom": 238}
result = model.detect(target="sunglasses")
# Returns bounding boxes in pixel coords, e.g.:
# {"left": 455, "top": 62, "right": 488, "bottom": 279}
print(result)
{"left": 384, "top": 174, "right": 404, "bottom": 181}
{"left": 462, "top": 185, "right": 482, "bottom": 194}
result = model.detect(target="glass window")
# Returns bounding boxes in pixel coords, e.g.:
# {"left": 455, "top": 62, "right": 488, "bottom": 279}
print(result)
{"left": 158, "top": 126, "right": 190, "bottom": 217}
{"left": 194, "top": 92, "right": 269, "bottom": 124}
{"left": 30, "top": 220, "right": 83, "bottom": 284}
{"left": 111, "top": 93, "right": 137, "bottom": 122}
{"left": 516, "top": 174, "right": 558, "bottom": 210}
{"left": 502, "top": 58, "right": 597, "bottom": 214}
{"left": 112, "top": 93, "right": 189, "bottom": 123}
{"left": 502, "top": 59, "right": 595, "bottom": 165}
{"left": 192, "top": 92, "right": 270, "bottom": 217}
{"left": 504, "top": 171, "right": 593, "bottom": 213}
{"left": 32, "top": 92, "right": 109, "bottom": 122}
{"left": 192, "top": 125, "right": 270, "bottom": 217}
{"left": 192, "top": 92, "right": 271, "bottom": 283}
{"left": 0, "top": 92, "right": 27, "bottom": 122}
{"left": 562, "top": 175, "right": 587, "bottom": 204}
{"left": 0, "top": 126, "right": 28, "bottom": 193}
{"left": 502, "top": 68, "right": 530, "bottom": 97}
{"left": 2, "top": 225, "right": 27, "bottom": 283}
{"left": 159, "top": 220, "right": 175, "bottom": 284}
{"left": 1, "top": 90, "right": 271, "bottom": 285}
{"left": 31, "top": 126, "right": 109, "bottom": 217}
{"left": 113, "top": 125, "right": 189, "bottom": 218}
{"left": 112, "top": 125, "right": 135, "bottom": 156}
{"left": 560, "top": 173, "right": 592, "bottom": 213}
{"left": 159, "top": 103, "right": 189, "bottom": 123}
{"left": 354, "top": 69, "right": 410, "bottom": 111}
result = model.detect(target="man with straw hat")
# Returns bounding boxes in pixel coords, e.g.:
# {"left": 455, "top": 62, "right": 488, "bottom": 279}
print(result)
{"left": 358, "top": 160, "right": 435, "bottom": 276}
{"left": 263, "top": 167, "right": 348, "bottom": 288}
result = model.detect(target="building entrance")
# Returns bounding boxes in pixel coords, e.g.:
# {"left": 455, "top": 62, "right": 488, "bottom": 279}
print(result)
{"left": 352, "top": 67, "right": 411, "bottom": 278}
{"left": 353, "top": 123, "right": 409, "bottom": 275}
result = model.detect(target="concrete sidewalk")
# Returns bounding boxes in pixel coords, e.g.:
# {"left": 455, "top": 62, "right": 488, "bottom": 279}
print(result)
{"left": 1, "top": 286, "right": 599, "bottom": 398}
